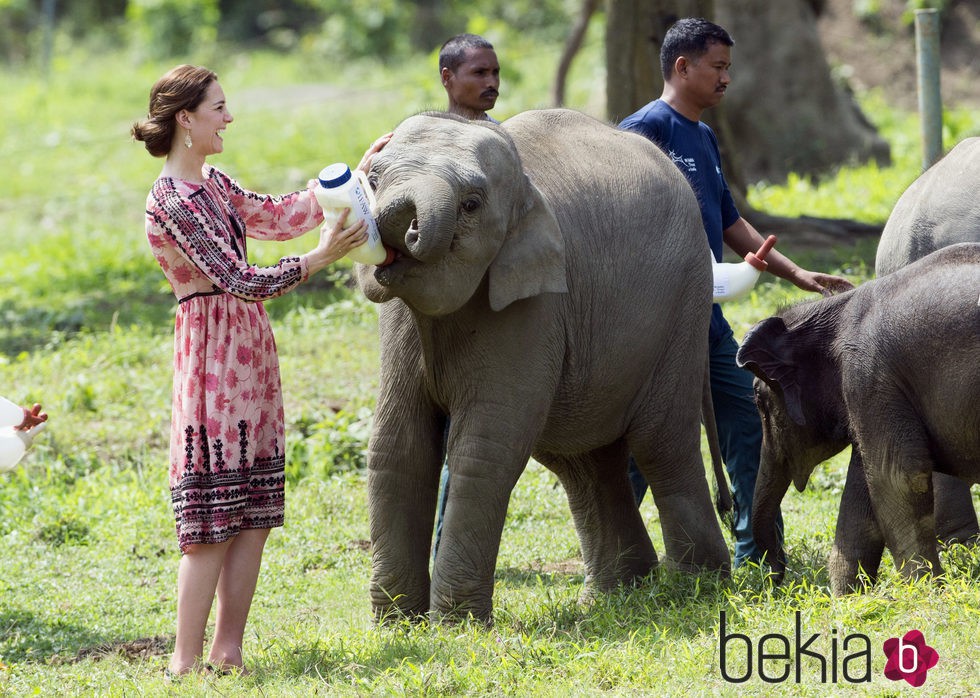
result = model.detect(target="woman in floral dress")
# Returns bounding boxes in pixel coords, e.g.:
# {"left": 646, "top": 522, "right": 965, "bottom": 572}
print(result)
{"left": 132, "top": 64, "right": 388, "bottom": 677}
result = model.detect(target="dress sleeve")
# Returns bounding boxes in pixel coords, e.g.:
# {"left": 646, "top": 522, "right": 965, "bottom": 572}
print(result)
{"left": 149, "top": 183, "right": 311, "bottom": 302}
{"left": 213, "top": 168, "right": 325, "bottom": 242}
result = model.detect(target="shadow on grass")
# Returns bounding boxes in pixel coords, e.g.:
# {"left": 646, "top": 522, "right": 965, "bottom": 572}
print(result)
{"left": 0, "top": 608, "right": 170, "bottom": 665}
{"left": 489, "top": 539, "right": 837, "bottom": 642}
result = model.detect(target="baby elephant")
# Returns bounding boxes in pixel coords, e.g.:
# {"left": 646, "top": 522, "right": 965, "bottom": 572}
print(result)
{"left": 736, "top": 243, "right": 980, "bottom": 594}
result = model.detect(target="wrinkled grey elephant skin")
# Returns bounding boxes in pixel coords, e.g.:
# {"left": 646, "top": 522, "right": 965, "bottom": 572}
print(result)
{"left": 874, "top": 136, "right": 980, "bottom": 542}
{"left": 357, "top": 109, "right": 731, "bottom": 622}
{"left": 738, "top": 244, "right": 980, "bottom": 595}
{"left": 876, "top": 137, "right": 980, "bottom": 275}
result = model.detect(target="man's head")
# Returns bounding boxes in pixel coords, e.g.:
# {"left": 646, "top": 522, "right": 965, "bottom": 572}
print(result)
{"left": 439, "top": 33, "right": 500, "bottom": 120}
{"left": 660, "top": 18, "right": 734, "bottom": 81}
{"left": 660, "top": 18, "right": 734, "bottom": 113}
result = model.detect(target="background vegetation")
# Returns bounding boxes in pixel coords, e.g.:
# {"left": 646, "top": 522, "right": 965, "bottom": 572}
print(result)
{"left": 1, "top": 2, "right": 979, "bottom": 695}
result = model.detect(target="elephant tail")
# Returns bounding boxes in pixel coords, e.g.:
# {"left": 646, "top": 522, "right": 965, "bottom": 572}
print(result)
{"left": 702, "top": 358, "right": 734, "bottom": 530}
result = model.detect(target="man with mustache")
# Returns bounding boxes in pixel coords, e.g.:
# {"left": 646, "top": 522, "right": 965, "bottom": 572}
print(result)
{"left": 432, "top": 33, "right": 501, "bottom": 559}
{"left": 439, "top": 33, "right": 500, "bottom": 123}
{"left": 619, "top": 18, "right": 854, "bottom": 567}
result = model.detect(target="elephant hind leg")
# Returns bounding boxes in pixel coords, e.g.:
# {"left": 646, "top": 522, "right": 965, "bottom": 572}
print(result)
{"left": 933, "top": 472, "right": 979, "bottom": 545}
{"left": 861, "top": 437, "right": 944, "bottom": 582}
{"left": 542, "top": 442, "right": 658, "bottom": 594}
{"left": 628, "top": 435, "right": 730, "bottom": 575}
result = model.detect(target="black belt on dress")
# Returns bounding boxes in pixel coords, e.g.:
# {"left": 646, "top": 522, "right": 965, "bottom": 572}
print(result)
{"left": 178, "top": 288, "right": 225, "bottom": 304}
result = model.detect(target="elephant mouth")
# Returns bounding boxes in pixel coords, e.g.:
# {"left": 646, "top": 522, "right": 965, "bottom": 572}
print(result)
{"left": 372, "top": 247, "right": 416, "bottom": 287}
{"left": 373, "top": 215, "right": 428, "bottom": 286}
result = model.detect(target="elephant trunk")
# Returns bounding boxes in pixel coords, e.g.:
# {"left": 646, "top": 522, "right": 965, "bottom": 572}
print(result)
{"left": 752, "top": 452, "right": 791, "bottom": 581}
{"left": 378, "top": 175, "right": 457, "bottom": 263}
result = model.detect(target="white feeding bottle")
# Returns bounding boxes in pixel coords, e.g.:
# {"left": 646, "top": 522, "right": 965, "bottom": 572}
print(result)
{"left": 314, "top": 163, "right": 392, "bottom": 266}
{"left": 0, "top": 396, "right": 45, "bottom": 473}
{"left": 712, "top": 234, "right": 778, "bottom": 302}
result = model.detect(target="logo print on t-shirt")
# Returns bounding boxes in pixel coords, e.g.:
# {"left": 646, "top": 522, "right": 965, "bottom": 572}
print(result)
{"left": 668, "top": 149, "right": 697, "bottom": 173}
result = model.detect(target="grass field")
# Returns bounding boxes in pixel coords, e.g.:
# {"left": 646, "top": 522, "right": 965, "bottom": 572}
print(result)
{"left": 2, "top": 34, "right": 979, "bottom": 696}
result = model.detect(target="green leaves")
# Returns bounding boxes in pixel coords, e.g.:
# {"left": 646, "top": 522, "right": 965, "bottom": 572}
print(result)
{"left": 286, "top": 407, "right": 373, "bottom": 483}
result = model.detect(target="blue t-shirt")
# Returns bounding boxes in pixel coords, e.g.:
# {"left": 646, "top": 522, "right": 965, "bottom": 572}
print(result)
{"left": 619, "top": 99, "right": 741, "bottom": 339}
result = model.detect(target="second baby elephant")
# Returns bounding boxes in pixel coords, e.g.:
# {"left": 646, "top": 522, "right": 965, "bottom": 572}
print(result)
{"left": 357, "top": 109, "right": 731, "bottom": 622}
{"left": 737, "top": 244, "right": 980, "bottom": 594}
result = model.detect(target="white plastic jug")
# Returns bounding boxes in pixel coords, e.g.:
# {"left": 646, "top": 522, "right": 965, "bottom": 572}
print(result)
{"left": 0, "top": 396, "right": 44, "bottom": 472}
{"left": 314, "top": 163, "right": 389, "bottom": 266}
{"left": 712, "top": 235, "right": 777, "bottom": 302}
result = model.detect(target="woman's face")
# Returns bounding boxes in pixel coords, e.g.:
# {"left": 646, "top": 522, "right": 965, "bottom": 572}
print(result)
{"left": 185, "top": 80, "right": 233, "bottom": 156}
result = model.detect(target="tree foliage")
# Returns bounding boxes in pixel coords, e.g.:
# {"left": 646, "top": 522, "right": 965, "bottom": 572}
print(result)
{"left": 126, "top": 0, "right": 220, "bottom": 59}
{"left": 0, "top": 0, "right": 579, "bottom": 63}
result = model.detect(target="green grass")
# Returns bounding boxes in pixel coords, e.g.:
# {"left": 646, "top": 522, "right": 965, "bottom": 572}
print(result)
{"left": 2, "top": 35, "right": 980, "bottom": 696}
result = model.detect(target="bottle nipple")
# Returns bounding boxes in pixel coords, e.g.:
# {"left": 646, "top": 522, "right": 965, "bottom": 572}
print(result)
{"left": 744, "top": 235, "right": 777, "bottom": 271}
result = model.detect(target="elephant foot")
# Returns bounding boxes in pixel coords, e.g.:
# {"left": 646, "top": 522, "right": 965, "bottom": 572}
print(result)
{"left": 429, "top": 607, "right": 494, "bottom": 627}
{"left": 661, "top": 553, "right": 731, "bottom": 582}
{"left": 757, "top": 550, "right": 786, "bottom": 588}
{"left": 894, "top": 553, "right": 944, "bottom": 584}
{"left": 430, "top": 585, "right": 494, "bottom": 625}
{"left": 373, "top": 604, "right": 430, "bottom": 626}
{"left": 588, "top": 557, "right": 659, "bottom": 590}
{"left": 664, "top": 541, "right": 731, "bottom": 577}
{"left": 828, "top": 560, "right": 877, "bottom": 597}
{"left": 828, "top": 542, "right": 882, "bottom": 596}
{"left": 936, "top": 524, "right": 980, "bottom": 548}
{"left": 586, "top": 562, "right": 657, "bottom": 596}
{"left": 371, "top": 587, "right": 429, "bottom": 624}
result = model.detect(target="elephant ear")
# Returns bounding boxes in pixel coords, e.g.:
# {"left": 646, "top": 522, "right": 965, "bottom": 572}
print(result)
{"left": 488, "top": 176, "right": 567, "bottom": 312}
{"left": 736, "top": 316, "right": 808, "bottom": 426}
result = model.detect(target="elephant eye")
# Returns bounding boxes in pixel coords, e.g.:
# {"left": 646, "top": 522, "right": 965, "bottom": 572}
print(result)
{"left": 460, "top": 197, "right": 481, "bottom": 214}
{"left": 367, "top": 174, "right": 379, "bottom": 191}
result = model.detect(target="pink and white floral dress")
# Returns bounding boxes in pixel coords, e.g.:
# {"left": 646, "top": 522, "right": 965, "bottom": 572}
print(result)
{"left": 145, "top": 165, "right": 323, "bottom": 552}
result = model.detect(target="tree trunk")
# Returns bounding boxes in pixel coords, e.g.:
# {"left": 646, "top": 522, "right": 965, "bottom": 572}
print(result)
{"left": 410, "top": 0, "right": 447, "bottom": 52}
{"left": 713, "top": 0, "right": 890, "bottom": 183}
{"left": 605, "top": 0, "right": 714, "bottom": 124}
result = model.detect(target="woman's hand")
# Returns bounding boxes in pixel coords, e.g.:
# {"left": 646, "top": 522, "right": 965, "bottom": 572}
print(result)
{"left": 305, "top": 209, "right": 368, "bottom": 274}
{"left": 357, "top": 132, "right": 393, "bottom": 174}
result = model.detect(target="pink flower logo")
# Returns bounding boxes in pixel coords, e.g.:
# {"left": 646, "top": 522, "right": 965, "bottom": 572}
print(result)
{"left": 883, "top": 630, "right": 939, "bottom": 687}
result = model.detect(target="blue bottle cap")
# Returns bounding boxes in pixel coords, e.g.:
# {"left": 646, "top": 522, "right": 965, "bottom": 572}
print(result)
{"left": 318, "top": 163, "right": 352, "bottom": 188}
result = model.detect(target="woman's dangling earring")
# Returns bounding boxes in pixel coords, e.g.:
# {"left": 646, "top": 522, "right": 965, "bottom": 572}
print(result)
{"left": 184, "top": 129, "right": 193, "bottom": 149}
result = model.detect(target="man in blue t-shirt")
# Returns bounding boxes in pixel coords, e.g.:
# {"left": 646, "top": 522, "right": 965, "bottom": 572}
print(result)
{"left": 620, "top": 17, "right": 854, "bottom": 567}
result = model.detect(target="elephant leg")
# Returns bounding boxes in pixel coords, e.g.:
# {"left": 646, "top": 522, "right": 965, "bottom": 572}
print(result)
{"left": 933, "top": 472, "right": 979, "bottom": 545}
{"left": 828, "top": 449, "right": 885, "bottom": 595}
{"left": 368, "top": 381, "right": 445, "bottom": 622}
{"left": 544, "top": 441, "right": 658, "bottom": 596}
{"left": 430, "top": 418, "right": 536, "bottom": 622}
{"left": 630, "top": 430, "right": 730, "bottom": 575}
{"left": 861, "top": 432, "right": 944, "bottom": 582}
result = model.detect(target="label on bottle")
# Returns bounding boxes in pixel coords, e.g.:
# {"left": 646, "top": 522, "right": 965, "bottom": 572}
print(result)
{"left": 713, "top": 267, "right": 731, "bottom": 299}
{"left": 348, "top": 182, "right": 382, "bottom": 249}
